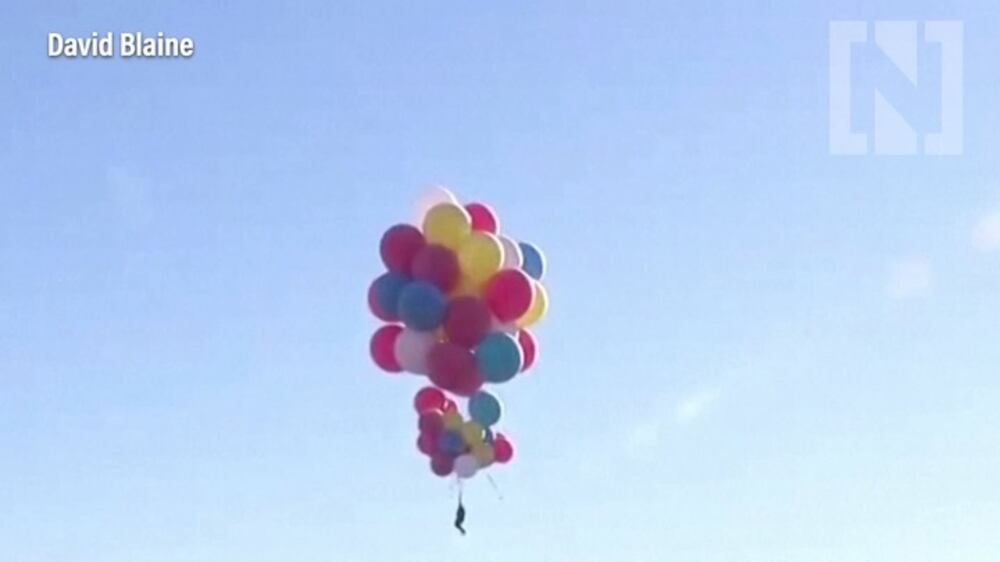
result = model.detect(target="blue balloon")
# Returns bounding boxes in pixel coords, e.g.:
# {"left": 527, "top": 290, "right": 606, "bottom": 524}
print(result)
{"left": 518, "top": 241, "right": 545, "bottom": 280}
{"left": 469, "top": 390, "right": 503, "bottom": 427}
{"left": 475, "top": 332, "right": 523, "bottom": 383}
{"left": 438, "top": 430, "right": 466, "bottom": 455}
{"left": 397, "top": 280, "right": 447, "bottom": 331}
{"left": 373, "top": 272, "right": 410, "bottom": 319}
{"left": 483, "top": 428, "right": 495, "bottom": 444}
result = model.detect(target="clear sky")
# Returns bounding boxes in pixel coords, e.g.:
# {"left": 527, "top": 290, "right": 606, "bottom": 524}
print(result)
{"left": 2, "top": 1, "right": 999, "bottom": 561}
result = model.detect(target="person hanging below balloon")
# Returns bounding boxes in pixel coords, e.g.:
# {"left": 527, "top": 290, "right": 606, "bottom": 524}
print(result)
{"left": 454, "top": 490, "right": 467, "bottom": 536}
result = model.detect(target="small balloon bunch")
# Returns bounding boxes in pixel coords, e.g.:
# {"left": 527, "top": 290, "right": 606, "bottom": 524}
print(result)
{"left": 367, "top": 188, "right": 547, "bottom": 479}
{"left": 412, "top": 386, "right": 514, "bottom": 479}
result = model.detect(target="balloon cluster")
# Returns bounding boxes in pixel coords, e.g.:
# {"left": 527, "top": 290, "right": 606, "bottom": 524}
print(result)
{"left": 367, "top": 189, "right": 548, "bottom": 479}
{"left": 412, "top": 387, "right": 514, "bottom": 479}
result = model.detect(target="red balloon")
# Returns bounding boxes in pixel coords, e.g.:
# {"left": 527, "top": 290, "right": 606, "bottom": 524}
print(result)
{"left": 430, "top": 454, "right": 454, "bottom": 477}
{"left": 484, "top": 269, "right": 533, "bottom": 322}
{"left": 411, "top": 244, "right": 459, "bottom": 292}
{"left": 517, "top": 329, "right": 537, "bottom": 371}
{"left": 493, "top": 433, "right": 514, "bottom": 463}
{"left": 367, "top": 280, "right": 393, "bottom": 321}
{"left": 414, "top": 386, "right": 446, "bottom": 413}
{"left": 380, "top": 224, "right": 426, "bottom": 274}
{"left": 466, "top": 202, "right": 499, "bottom": 233}
{"left": 444, "top": 296, "right": 491, "bottom": 348}
{"left": 418, "top": 410, "right": 445, "bottom": 435}
{"left": 417, "top": 432, "right": 438, "bottom": 456}
{"left": 427, "top": 342, "right": 476, "bottom": 392}
{"left": 442, "top": 398, "right": 457, "bottom": 413}
{"left": 451, "top": 370, "right": 484, "bottom": 397}
{"left": 370, "top": 325, "right": 403, "bottom": 372}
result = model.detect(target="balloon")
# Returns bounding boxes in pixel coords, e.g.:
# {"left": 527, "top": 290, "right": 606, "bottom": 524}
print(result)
{"left": 468, "top": 390, "right": 502, "bottom": 427}
{"left": 471, "top": 443, "right": 495, "bottom": 467}
{"left": 397, "top": 281, "right": 447, "bottom": 331}
{"left": 444, "top": 296, "right": 491, "bottom": 348}
{"left": 517, "top": 329, "right": 537, "bottom": 371}
{"left": 459, "top": 421, "right": 485, "bottom": 446}
{"left": 489, "top": 314, "right": 518, "bottom": 334}
{"left": 475, "top": 332, "right": 523, "bottom": 383}
{"left": 371, "top": 272, "right": 410, "bottom": 321}
{"left": 457, "top": 232, "right": 504, "bottom": 285}
{"left": 499, "top": 236, "right": 523, "bottom": 269}
{"left": 370, "top": 325, "right": 403, "bottom": 372}
{"left": 454, "top": 454, "right": 479, "bottom": 479}
{"left": 427, "top": 342, "right": 477, "bottom": 392}
{"left": 417, "top": 432, "right": 438, "bottom": 456}
{"left": 450, "top": 275, "right": 483, "bottom": 298}
{"left": 484, "top": 269, "right": 533, "bottom": 323}
{"left": 438, "top": 429, "right": 466, "bottom": 455}
{"left": 518, "top": 281, "right": 548, "bottom": 327}
{"left": 518, "top": 241, "right": 545, "bottom": 280}
{"left": 411, "top": 244, "right": 459, "bottom": 292}
{"left": 430, "top": 453, "right": 454, "bottom": 477}
{"left": 493, "top": 433, "right": 514, "bottom": 463}
{"left": 465, "top": 202, "right": 499, "bottom": 233}
{"left": 442, "top": 410, "right": 464, "bottom": 430}
{"left": 367, "top": 281, "right": 393, "bottom": 321}
{"left": 442, "top": 398, "right": 457, "bottom": 413}
{"left": 422, "top": 203, "right": 471, "bottom": 250}
{"left": 414, "top": 386, "right": 446, "bottom": 414}
{"left": 418, "top": 410, "right": 445, "bottom": 435}
{"left": 451, "top": 370, "right": 484, "bottom": 397}
{"left": 394, "top": 328, "right": 436, "bottom": 374}
{"left": 483, "top": 428, "right": 495, "bottom": 444}
{"left": 414, "top": 185, "right": 458, "bottom": 225}
{"left": 380, "top": 224, "right": 426, "bottom": 274}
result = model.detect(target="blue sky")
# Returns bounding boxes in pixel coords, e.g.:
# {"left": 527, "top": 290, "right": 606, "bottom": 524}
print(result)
{"left": 2, "top": 1, "right": 1000, "bottom": 561}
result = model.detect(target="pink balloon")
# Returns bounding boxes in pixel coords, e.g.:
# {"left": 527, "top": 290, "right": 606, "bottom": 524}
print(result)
{"left": 444, "top": 296, "right": 491, "bottom": 348}
{"left": 427, "top": 342, "right": 476, "bottom": 392}
{"left": 493, "top": 433, "right": 514, "bottom": 463}
{"left": 442, "top": 398, "right": 457, "bottom": 413}
{"left": 465, "top": 202, "right": 499, "bottom": 234}
{"left": 517, "top": 329, "right": 537, "bottom": 372}
{"left": 380, "top": 224, "right": 425, "bottom": 274}
{"left": 418, "top": 410, "right": 445, "bottom": 435}
{"left": 417, "top": 432, "right": 438, "bottom": 456}
{"left": 451, "top": 370, "right": 484, "bottom": 398}
{"left": 484, "top": 269, "right": 533, "bottom": 323}
{"left": 413, "top": 386, "right": 446, "bottom": 413}
{"left": 411, "top": 244, "right": 459, "bottom": 292}
{"left": 370, "top": 325, "right": 403, "bottom": 372}
{"left": 430, "top": 454, "right": 454, "bottom": 477}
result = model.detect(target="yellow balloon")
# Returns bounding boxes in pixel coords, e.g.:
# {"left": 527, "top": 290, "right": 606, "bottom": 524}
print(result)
{"left": 471, "top": 443, "right": 495, "bottom": 467}
{"left": 422, "top": 203, "right": 471, "bottom": 250}
{"left": 460, "top": 421, "right": 485, "bottom": 446}
{"left": 457, "top": 232, "right": 503, "bottom": 284}
{"left": 443, "top": 410, "right": 464, "bottom": 430}
{"left": 450, "top": 275, "right": 483, "bottom": 298}
{"left": 518, "top": 281, "right": 548, "bottom": 327}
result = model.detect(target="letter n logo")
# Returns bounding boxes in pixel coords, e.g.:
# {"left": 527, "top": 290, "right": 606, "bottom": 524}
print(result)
{"left": 829, "top": 20, "right": 963, "bottom": 155}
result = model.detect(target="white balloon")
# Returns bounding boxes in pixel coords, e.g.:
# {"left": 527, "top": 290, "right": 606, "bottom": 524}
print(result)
{"left": 499, "top": 235, "right": 523, "bottom": 269}
{"left": 412, "top": 185, "right": 458, "bottom": 226}
{"left": 489, "top": 314, "right": 518, "bottom": 335}
{"left": 393, "top": 328, "right": 437, "bottom": 375}
{"left": 454, "top": 454, "right": 479, "bottom": 479}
